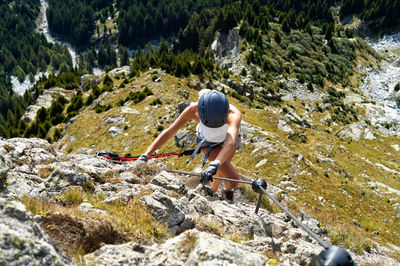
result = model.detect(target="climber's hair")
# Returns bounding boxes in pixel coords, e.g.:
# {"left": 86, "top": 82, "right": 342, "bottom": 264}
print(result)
{"left": 198, "top": 89, "right": 211, "bottom": 100}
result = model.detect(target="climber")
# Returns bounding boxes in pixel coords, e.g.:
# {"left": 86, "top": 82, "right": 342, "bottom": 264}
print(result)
{"left": 136, "top": 89, "right": 242, "bottom": 200}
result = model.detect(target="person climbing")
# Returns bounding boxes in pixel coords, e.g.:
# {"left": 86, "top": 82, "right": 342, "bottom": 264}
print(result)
{"left": 136, "top": 89, "right": 242, "bottom": 200}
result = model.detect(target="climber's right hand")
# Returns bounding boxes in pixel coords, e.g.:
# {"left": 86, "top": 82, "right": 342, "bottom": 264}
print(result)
{"left": 136, "top": 154, "right": 149, "bottom": 164}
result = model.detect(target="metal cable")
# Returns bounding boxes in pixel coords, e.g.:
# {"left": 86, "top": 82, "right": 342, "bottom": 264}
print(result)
{"left": 259, "top": 186, "right": 329, "bottom": 249}
{"left": 165, "top": 168, "right": 329, "bottom": 249}
{"left": 164, "top": 169, "right": 252, "bottom": 185}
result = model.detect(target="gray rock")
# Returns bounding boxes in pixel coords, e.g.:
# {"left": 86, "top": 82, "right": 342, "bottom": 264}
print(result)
{"left": 143, "top": 191, "right": 194, "bottom": 234}
{"left": 109, "top": 126, "right": 124, "bottom": 137}
{"left": 81, "top": 74, "right": 100, "bottom": 92}
{"left": 280, "top": 239, "right": 323, "bottom": 265}
{"left": 227, "top": 79, "right": 254, "bottom": 99}
{"left": 0, "top": 198, "right": 71, "bottom": 265}
{"left": 151, "top": 171, "right": 186, "bottom": 194}
{"left": 337, "top": 121, "right": 375, "bottom": 140}
{"left": 211, "top": 28, "right": 245, "bottom": 75}
{"left": 105, "top": 116, "right": 126, "bottom": 125}
{"left": 174, "top": 129, "right": 196, "bottom": 148}
{"left": 78, "top": 202, "right": 108, "bottom": 216}
{"left": 285, "top": 111, "right": 314, "bottom": 128}
{"left": 278, "top": 119, "right": 294, "bottom": 133}
{"left": 108, "top": 66, "right": 131, "bottom": 77}
{"left": 176, "top": 101, "right": 191, "bottom": 116}
{"left": 84, "top": 242, "right": 148, "bottom": 266}
{"left": 21, "top": 93, "right": 53, "bottom": 123}
{"left": 0, "top": 138, "right": 57, "bottom": 166}
{"left": 44, "top": 168, "right": 91, "bottom": 192}
{"left": 2, "top": 170, "right": 45, "bottom": 199}
{"left": 0, "top": 156, "right": 11, "bottom": 189}
{"left": 185, "top": 230, "right": 267, "bottom": 265}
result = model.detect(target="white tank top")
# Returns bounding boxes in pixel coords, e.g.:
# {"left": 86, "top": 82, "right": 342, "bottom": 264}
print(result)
{"left": 196, "top": 120, "right": 229, "bottom": 143}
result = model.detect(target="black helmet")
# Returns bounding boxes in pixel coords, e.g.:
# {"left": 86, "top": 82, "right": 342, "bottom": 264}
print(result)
{"left": 317, "top": 246, "right": 355, "bottom": 266}
{"left": 198, "top": 91, "right": 229, "bottom": 128}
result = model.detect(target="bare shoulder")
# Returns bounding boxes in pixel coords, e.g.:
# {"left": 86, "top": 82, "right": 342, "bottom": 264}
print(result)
{"left": 180, "top": 102, "right": 198, "bottom": 120}
{"left": 229, "top": 104, "right": 241, "bottom": 115}
{"left": 227, "top": 104, "right": 242, "bottom": 126}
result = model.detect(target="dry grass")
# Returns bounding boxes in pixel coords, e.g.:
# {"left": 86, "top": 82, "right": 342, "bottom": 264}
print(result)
{"left": 131, "top": 164, "right": 161, "bottom": 184}
{"left": 95, "top": 198, "right": 170, "bottom": 243}
{"left": 38, "top": 166, "right": 56, "bottom": 179}
{"left": 20, "top": 192, "right": 169, "bottom": 246}
{"left": 59, "top": 186, "right": 85, "bottom": 205}
{"left": 237, "top": 184, "right": 277, "bottom": 214}
{"left": 177, "top": 231, "right": 199, "bottom": 256}
{"left": 193, "top": 215, "right": 223, "bottom": 236}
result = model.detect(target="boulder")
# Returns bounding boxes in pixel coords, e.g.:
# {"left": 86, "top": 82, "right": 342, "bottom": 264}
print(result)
{"left": 44, "top": 168, "right": 91, "bottom": 192}
{"left": 278, "top": 119, "right": 294, "bottom": 133}
{"left": 337, "top": 121, "right": 375, "bottom": 140}
{"left": 151, "top": 171, "right": 187, "bottom": 194}
{"left": 174, "top": 129, "right": 196, "bottom": 148}
{"left": 143, "top": 191, "right": 194, "bottom": 234}
{"left": 84, "top": 242, "right": 148, "bottom": 266}
{"left": 108, "top": 66, "right": 131, "bottom": 77}
{"left": 81, "top": 74, "right": 100, "bottom": 92}
{"left": 0, "top": 198, "right": 71, "bottom": 265}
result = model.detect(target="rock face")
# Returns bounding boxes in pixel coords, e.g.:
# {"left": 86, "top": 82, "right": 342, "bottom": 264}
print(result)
{"left": 337, "top": 121, "right": 375, "bottom": 140}
{"left": 85, "top": 229, "right": 268, "bottom": 266}
{"left": 0, "top": 198, "right": 71, "bottom": 265}
{"left": 21, "top": 88, "right": 71, "bottom": 123}
{"left": 0, "top": 137, "right": 399, "bottom": 265}
{"left": 81, "top": 74, "right": 100, "bottom": 92}
{"left": 211, "top": 28, "right": 245, "bottom": 75}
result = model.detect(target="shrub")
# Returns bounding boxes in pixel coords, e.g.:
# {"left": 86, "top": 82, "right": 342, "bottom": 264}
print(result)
{"left": 61, "top": 187, "right": 84, "bottom": 205}
{"left": 394, "top": 82, "right": 400, "bottom": 92}
{"left": 85, "top": 94, "right": 94, "bottom": 106}
{"left": 53, "top": 128, "right": 62, "bottom": 141}
{"left": 150, "top": 98, "right": 162, "bottom": 106}
{"left": 103, "top": 74, "right": 113, "bottom": 87}
{"left": 93, "top": 103, "right": 112, "bottom": 113}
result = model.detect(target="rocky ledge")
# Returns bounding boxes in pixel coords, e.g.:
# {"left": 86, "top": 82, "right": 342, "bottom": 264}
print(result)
{"left": 0, "top": 138, "right": 398, "bottom": 265}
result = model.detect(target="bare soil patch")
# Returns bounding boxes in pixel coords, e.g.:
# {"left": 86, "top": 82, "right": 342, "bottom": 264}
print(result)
{"left": 42, "top": 212, "right": 127, "bottom": 256}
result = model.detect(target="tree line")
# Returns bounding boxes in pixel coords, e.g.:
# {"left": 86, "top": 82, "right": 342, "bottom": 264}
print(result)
{"left": 340, "top": 0, "right": 400, "bottom": 35}
{"left": 47, "top": 0, "right": 112, "bottom": 46}
{"left": 0, "top": 0, "right": 73, "bottom": 130}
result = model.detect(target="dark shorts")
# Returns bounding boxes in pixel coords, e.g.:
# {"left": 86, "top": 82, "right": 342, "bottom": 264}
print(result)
{"left": 196, "top": 133, "right": 242, "bottom": 151}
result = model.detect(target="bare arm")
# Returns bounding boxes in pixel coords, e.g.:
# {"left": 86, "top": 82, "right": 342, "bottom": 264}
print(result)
{"left": 213, "top": 105, "right": 242, "bottom": 165}
{"left": 144, "top": 104, "right": 196, "bottom": 156}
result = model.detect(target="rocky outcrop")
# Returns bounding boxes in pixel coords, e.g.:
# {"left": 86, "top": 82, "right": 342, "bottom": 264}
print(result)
{"left": 0, "top": 137, "right": 399, "bottom": 265}
{"left": 107, "top": 66, "right": 131, "bottom": 77}
{"left": 337, "top": 121, "right": 375, "bottom": 140}
{"left": 81, "top": 74, "right": 100, "bottom": 92}
{"left": 0, "top": 198, "right": 71, "bottom": 265}
{"left": 84, "top": 229, "right": 267, "bottom": 266}
{"left": 211, "top": 28, "right": 245, "bottom": 75}
{"left": 21, "top": 88, "right": 72, "bottom": 123}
